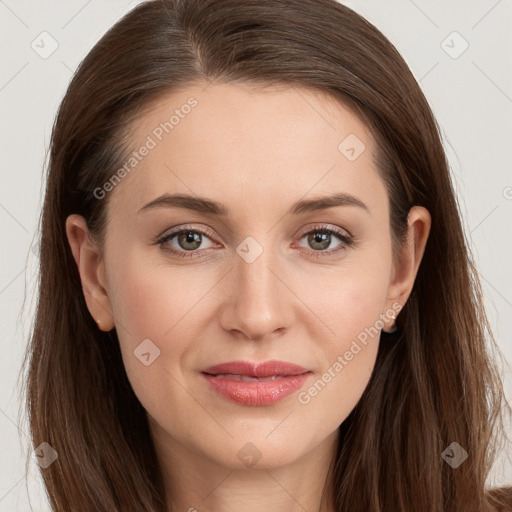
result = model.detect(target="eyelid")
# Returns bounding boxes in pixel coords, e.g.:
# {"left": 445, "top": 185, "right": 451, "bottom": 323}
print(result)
{"left": 156, "top": 223, "right": 355, "bottom": 258}
{"left": 296, "top": 222, "right": 353, "bottom": 240}
{"left": 157, "top": 223, "right": 352, "bottom": 242}
{"left": 155, "top": 225, "right": 220, "bottom": 259}
{"left": 293, "top": 223, "right": 355, "bottom": 257}
{"left": 156, "top": 223, "right": 218, "bottom": 241}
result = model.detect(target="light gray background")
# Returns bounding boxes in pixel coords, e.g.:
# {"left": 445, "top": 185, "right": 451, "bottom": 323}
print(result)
{"left": 1, "top": 0, "right": 511, "bottom": 510}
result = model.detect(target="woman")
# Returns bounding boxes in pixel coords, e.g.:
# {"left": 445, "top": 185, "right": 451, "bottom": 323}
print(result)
{"left": 21, "top": 0, "right": 512, "bottom": 510}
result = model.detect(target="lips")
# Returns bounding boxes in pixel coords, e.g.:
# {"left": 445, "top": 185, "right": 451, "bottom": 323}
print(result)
{"left": 211, "top": 374, "right": 284, "bottom": 381}
{"left": 200, "top": 360, "right": 312, "bottom": 406}
{"left": 201, "top": 360, "right": 309, "bottom": 378}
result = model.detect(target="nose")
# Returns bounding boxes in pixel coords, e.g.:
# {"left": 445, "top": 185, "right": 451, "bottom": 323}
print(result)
{"left": 219, "top": 238, "right": 294, "bottom": 340}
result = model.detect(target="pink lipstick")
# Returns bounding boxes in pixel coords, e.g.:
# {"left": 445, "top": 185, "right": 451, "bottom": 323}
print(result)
{"left": 201, "top": 360, "right": 312, "bottom": 406}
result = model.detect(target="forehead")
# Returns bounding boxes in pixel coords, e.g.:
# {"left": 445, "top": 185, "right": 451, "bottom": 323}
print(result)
{"left": 107, "top": 81, "right": 382, "bottom": 217}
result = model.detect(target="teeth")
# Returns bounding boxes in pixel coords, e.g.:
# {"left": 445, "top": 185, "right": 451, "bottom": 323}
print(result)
{"left": 213, "top": 373, "right": 287, "bottom": 381}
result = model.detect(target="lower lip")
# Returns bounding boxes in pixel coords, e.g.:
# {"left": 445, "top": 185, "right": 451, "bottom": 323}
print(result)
{"left": 202, "top": 372, "right": 312, "bottom": 406}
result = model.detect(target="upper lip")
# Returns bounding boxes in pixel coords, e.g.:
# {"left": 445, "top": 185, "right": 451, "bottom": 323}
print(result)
{"left": 201, "top": 360, "right": 310, "bottom": 378}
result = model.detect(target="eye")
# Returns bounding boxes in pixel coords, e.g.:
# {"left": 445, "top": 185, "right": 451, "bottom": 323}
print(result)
{"left": 156, "top": 224, "right": 354, "bottom": 259}
{"left": 297, "top": 225, "right": 354, "bottom": 258}
{"left": 157, "top": 226, "right": 217, "bottom": 258}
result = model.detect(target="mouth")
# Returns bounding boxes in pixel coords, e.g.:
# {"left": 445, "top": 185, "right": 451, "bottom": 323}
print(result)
{"left": 204, "top": 373, "right": 292, "bottom": 381}
{"left": 201, "top": 359, "right": 310, "bottom": 378}
{"left": 200, "top": 360, "right": 312, "bottom": 406}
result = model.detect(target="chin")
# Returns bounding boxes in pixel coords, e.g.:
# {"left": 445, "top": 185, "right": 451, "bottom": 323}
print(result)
{"left": 201, "top": 435, "right": 305, "bottom": 470}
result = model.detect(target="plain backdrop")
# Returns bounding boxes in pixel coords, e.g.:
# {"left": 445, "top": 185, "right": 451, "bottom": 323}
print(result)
{"left": 1, "top": 0, "right": 511, "bottom": 510}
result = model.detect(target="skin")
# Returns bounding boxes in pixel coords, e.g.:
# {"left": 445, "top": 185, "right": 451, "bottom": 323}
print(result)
{"left": 66, "top": 81, "right": 431, "bottom": 512}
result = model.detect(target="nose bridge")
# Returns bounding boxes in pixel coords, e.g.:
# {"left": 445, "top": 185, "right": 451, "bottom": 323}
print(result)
{"left": 238, "top": 236, "right": 276, "bottom": 293}
{"left": 220, "top": 232, "right": 292, "bottom": 338}
{"left": 236, "top": 233, "right": 281, "bottom": 304}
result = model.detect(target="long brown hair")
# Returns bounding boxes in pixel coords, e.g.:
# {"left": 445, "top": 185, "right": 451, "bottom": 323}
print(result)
{"left": 20, "top": 0, "right": 511, "bottom": 510}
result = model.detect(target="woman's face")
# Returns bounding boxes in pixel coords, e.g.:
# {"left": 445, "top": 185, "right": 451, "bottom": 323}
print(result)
{"left": 68, "top": 81, "right": 428, "bottom": 472}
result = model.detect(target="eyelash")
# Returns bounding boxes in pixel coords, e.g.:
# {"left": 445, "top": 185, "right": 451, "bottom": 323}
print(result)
{"left": 156, "top": 224, "right": 354, "bottom": 259}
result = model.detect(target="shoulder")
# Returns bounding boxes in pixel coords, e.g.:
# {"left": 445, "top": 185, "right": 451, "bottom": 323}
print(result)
{"left": 486, "top": 486, "right": 512, "bottom": 512}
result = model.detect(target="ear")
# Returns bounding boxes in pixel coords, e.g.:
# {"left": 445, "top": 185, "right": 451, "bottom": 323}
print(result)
{"left": 383, "top": 206, "right": 431, "bottom": 329}
{"left": 65, "top": 214, "right": 115, "bottom": 331}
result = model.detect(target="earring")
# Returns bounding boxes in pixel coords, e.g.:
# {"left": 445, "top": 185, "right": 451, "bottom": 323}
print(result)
{"left": 382, "top": 323, "right": 397, "bottom": 334}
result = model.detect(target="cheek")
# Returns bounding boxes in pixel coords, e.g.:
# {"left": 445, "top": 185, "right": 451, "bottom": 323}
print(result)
{"left": 105, "top": 247, "right": 230, "bottom": 405}
{"left": 107, "top": 246, "right": 215, "bottom": 344}
{"left": 301, "top": 248, "right": 392, "bottom": 350}
{"left": 106, "top": 255, "right": 208, "bottom": 431}
{"left": 295, "top": 290, "right": 384, "bottom": 433}
{"left": 294, "top": 251, "right": 390, "bottom": 421}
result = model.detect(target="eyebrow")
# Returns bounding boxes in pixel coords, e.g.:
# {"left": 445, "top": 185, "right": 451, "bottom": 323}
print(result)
{"left": 137, "top": 192, "right": 369, "bottom": 216}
